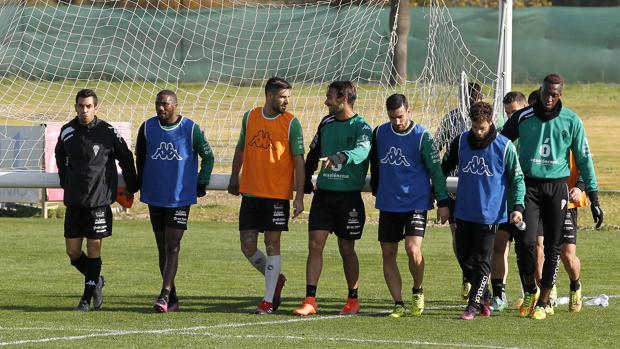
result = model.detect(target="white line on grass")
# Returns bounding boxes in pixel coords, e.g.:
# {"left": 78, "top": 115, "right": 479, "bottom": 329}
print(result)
{"left": 3, "top": 292, "right": 617, "bottom": 348}
{"left": 0, "top": 314, "right": 344, "bottom": 346}
{"left": 171, "top": 331, "right": 528, "bottom": 349}
{"left": 0, "top": 327, "right": 112, "bottom": 332}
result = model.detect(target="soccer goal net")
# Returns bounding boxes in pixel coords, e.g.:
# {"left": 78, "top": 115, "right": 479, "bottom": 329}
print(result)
{"left": 0, "top": 0, "right": 501, "bottom": 178}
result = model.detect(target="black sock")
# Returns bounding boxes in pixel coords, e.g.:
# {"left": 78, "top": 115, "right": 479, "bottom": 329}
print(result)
{"left": 570, "top": 279, "right": 581, "bottom": 292}
{"left": 526, "top": 284, "right": 538, "bottom": 295}
{"left": 160, "top": 288, "right": 171, "bottom": 298}
{"left": 395, "top": 301, "right": 405, "bottom": 306}
{"left": 535, "top": 299, "right": 547, "bottom": 308}
{"left": 491, "top": 279, "right": 505, "bottom": 299}
{"left": 158, "top": 292, "right": 170, "bottom": 303}
{"left": 468, "top": 302, "right": 481, "bottom": 311}
{"left": 169, "top": 286, "right": 178, "bottom": 304}
{"left": 412, "top": 287, "right": 423, "bottom": 295}
{"left": 70, "top": 252, "right": 87, "bottom": 275}
{"left": 82, "top": 257, "right": 102, "bottom": 303}
{"left": 348, "top": 288, "right": 358, "bottom": 299}
{"left": 306, "top": 285, "right": 317, "bottom": 298}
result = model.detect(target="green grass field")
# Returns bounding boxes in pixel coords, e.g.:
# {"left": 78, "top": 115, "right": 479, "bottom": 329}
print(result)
{"left": 1, "top": 219, "right": 619, "bottom": 348}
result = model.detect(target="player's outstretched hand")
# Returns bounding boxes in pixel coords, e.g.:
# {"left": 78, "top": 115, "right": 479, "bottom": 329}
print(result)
{"left": 197, "top": 183, "right": 207, "bottom": 197}
{"left": 321, "top": 152, "right": 346, "bottom": 170}
{"left": 509, "top": 211, "right": 523, "bottom": 225}
{"left": 292, "top": 197, "right": 304, "bottom": 218}
{"left": 587, "top": 191, "right": 603, "bottom": 229}
{"left": 437, "top": 206, "right": 450, "bottom": 224}
{"left": 227, "top": 182, "right": 240, "bottom": 196}
{"left": 591, "top": 204, "right": 604, "bottom": 229}
{"left": 569, "top": 187, "right": 582, "bottom": 203}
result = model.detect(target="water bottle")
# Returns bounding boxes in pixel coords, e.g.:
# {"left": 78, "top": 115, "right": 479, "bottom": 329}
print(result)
{"left": 515, "top": 220, "right": 526, "bottom": 231}
{"left": 585, "top": 294, "right": 609, "bottom": 307}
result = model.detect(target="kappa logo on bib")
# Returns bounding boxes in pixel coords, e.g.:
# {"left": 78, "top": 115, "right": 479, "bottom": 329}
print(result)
{"left": 380, "top": 146, "right": 411, "bottom": 167}
{"left": 249, "top": 130, "right": 275, "bottom": 149}
{"left": 151, "top": 142, "right": 183, "bottom": 160}
{"left": 462, "top": 155, "right": 492, "bottom": 176}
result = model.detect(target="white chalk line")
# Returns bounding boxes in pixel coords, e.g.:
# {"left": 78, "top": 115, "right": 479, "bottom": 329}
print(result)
{"left": 0, "top": 320, "right": 525, "bottom": 349}
{"left": 177, "top": 331, "right": 527, "bottom": 349}
{"left": 2, "top": 293, "right": 617, "bottom": 348}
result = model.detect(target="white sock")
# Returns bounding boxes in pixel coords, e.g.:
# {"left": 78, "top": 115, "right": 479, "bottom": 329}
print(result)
{"left": 246, "top": 250, "right": 267, "bottom": 275}
{"left": 264, "top": 255, "right": 281, "bottom": 303}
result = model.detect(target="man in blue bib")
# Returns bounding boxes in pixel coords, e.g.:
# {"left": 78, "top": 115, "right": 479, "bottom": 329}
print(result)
{"left": 442, "top": 101, "right": 525, "bottom": 320}
{"left": 136, "top": 90, "right": 214, "bottom": 313}
{"left": 370, "top": 94, "right": 450, "bottom": 317}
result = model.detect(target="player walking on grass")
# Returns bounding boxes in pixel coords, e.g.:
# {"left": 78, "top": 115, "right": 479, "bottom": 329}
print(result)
{"left": 55, "top": 89, "right": 138, "bottom": 312}
{"left": 370, "top": 94, "right": 450, "bottom": 318}
{"left": 558, "top": 153, "right": 588, "bottom": 312}
{"left": 436, "top": 82, "right": 484, "bottom": 301}
{"left": 501, "top": 74, "right": 603, "bottom": 320}
{"left": 489, "top": 91, "right": 528, "bottom": 312}
{"left": 442, "top": 101, "right": 525, "bottom": 320}
{"left": 228, "top": 77, "right": 305, "bottom": 315}
{"left": 293, "top": 81, "right": 372, "bottom": 316}
{"left": 136, "top": 90, "right": 214, "bottom": 313}
{"left": 535, "top": 152, "right": 588, "bottom": 313}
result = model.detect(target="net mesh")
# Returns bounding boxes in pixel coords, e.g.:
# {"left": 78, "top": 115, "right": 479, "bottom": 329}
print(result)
{"left": 0, "top": 0, "right": 501, "bottom": 172}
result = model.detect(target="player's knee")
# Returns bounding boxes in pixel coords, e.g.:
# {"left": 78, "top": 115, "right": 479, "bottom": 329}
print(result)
{"left": 165, "top": 242, "right": 181, "bottom": 255}
{"left": 560, "top": 248, "right": 577, "bottom": 264}
{"left": 308, "top": 240, "right": 325, "bottom": 256}
{"left": 240, "top": 243, "right": 257, "bottom": 257}
{"left": 406, "top": 245, "right": 422, "bottom": 261}
{"left": 338, "top": 245, "right": 356, "bottom": 258}
{"left": 381, "top": 247, "right": 397, "bottom": 260}
{"left": 264, "top": 243, "right": 280, "bottom": 256}
{"left": 66, "top": 249, "right": 81, "bottom": 260}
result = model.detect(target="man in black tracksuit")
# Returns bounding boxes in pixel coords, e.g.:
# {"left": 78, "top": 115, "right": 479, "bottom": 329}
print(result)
{"left": 55, "top": 89, "right": 138, "bottom": 312}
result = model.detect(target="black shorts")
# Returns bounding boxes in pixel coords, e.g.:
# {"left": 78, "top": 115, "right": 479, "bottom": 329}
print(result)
{"left": 497, "top": 222, "right": 514, "bottom": 242}
{"left": 148, "top": 205, "right": 191, "bottom": 231}
{"left": 378, "top": 210, "right": 428, "bottom": 243}
{"left": 308, "top": 189, "right": 365, "bottom": 240}
{"left": 239, "top": 196, "right": 290, "bottom": 232}
{"left": 561, "top": 208, "right": 578, "bottom": 245}
{"left": 64, "top": 206, "right": 113, "bottom": 239}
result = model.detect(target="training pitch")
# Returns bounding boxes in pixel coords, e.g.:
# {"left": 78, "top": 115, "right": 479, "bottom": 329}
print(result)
{"left": 0, "top": 219, "right": 618, "bottom": 348}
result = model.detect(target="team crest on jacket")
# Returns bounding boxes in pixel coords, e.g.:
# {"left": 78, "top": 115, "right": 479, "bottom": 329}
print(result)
{"left": 249, "top": 130, "right": 274, "bottom": 149}
{"left": 462, "top": 155, "right": 492, "bottom": 176}
{"left": 93, "top": 144, "right": 100, "bottom": 156}
{"left": 151, "top": 142, "right": 183, "bottom": 160}
{"left": 380, "top": 146, "right": 411, "bottom": 166}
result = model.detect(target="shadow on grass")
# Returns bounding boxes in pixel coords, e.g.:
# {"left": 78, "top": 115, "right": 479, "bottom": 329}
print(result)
{"left": 0, "top": 294, "right": 473, "bottom": 318}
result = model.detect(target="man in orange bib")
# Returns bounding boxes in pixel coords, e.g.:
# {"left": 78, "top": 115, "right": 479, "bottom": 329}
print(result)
{"left": 228, "top": 77, "right": 305, "bottom": 314}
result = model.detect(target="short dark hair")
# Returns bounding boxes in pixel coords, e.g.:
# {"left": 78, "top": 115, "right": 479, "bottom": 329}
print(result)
{"left": 543, "top": 73, "right": 563, "bottom": 87}
{"left": 469, "top": 101, "right": 494, "bottom": 124}
{"left": 75, "top": 89, "right": 98, "bottom": 106}
{"left": 503, "top": 91, "right": 526, "bottom": 105}
{"left": 328, "top": 80, "right": 357, "bottom": 107}
{"left": 468, "top": 82, "right": 483, "bottom": 104}
{"left": 528, "top": 89, "right": 540, "bottom": 106}
{"left": 386, "top": 94, "right": 408, "bottom": 111}
{"left": 265, "top": 77, "right": 292, "bottom": 95}
{"left": 156, "top": 89, "right": 177, "bottom": 104}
